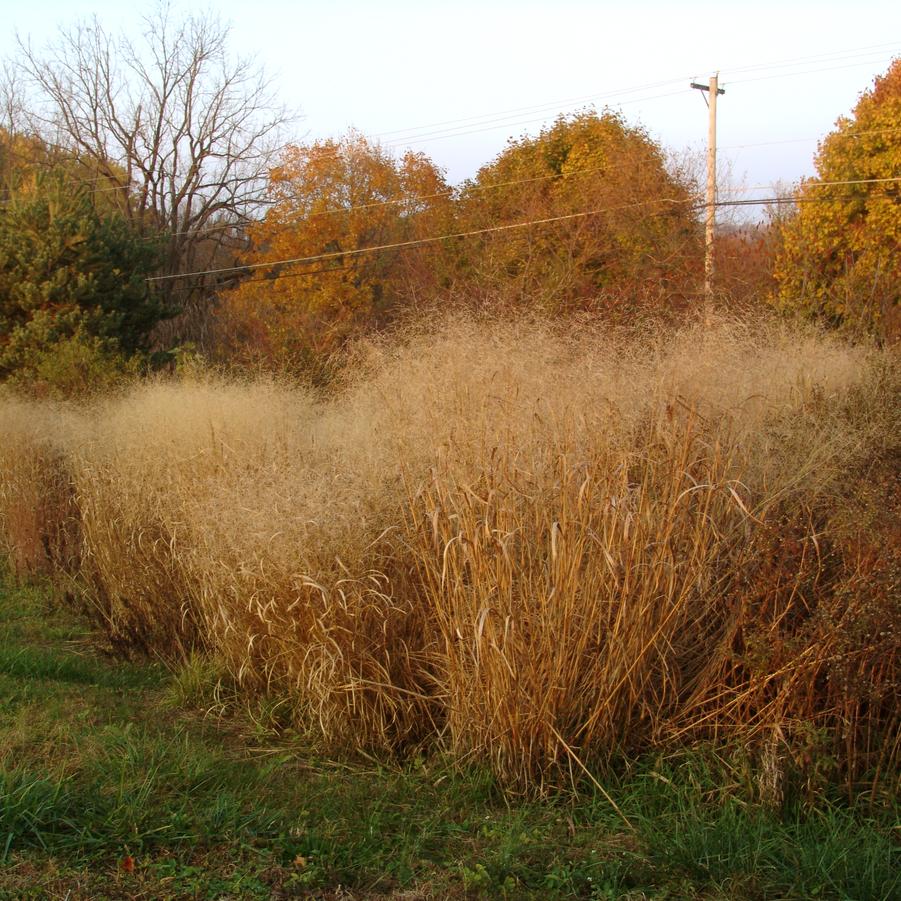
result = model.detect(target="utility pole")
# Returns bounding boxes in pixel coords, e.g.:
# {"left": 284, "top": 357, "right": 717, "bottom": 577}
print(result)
{"left": 691, "top": 74, "right": 725, "bottom": 306}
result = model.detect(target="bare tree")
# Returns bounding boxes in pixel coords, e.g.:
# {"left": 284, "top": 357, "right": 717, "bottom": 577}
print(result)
{"left": 0, "top": 61, "right": 27, "bottom": 199}
{"left": 0, "top": 60, "right": 26, "bottom": 137}
{"left": 15, "top": 3, "right": 295, "bottom": 310}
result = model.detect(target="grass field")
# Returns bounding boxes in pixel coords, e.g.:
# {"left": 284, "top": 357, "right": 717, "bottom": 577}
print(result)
{"left": 1, "top": 575, "right": 898, "bottom": 900}
{"left": 0, "top": 313, "right": 899, "bottom": 897}
{"left": 2, "top": 315, "right": 899, "bottom": 788}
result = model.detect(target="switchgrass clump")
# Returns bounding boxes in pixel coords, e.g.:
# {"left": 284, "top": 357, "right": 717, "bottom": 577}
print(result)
{"left": 71, "top": 377, "right": 316, "bottom": 656}
{"left": 0, "top": 314, "right": 897, "bottom": 793}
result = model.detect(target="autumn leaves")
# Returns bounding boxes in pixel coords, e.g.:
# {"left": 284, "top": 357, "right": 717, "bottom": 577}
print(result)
{"left": 216, "top": 113, "right": 703, "bottom": 372}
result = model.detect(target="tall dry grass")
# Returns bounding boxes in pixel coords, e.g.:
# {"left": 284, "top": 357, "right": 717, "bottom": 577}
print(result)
{"left": 0, "top": 314, "right": 897, "bottom": 792}
{"left": 0, "top": 397, "right": 82, "bottom": 583}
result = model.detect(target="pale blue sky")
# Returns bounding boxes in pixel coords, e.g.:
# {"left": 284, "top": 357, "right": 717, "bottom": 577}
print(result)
{"left": 4, "top": 1, "right": 900, "bottom": 206}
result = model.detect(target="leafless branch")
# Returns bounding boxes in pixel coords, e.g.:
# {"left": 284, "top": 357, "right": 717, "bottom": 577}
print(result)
{"left": 14, "top": 2, "right": 298, "bottom": 303}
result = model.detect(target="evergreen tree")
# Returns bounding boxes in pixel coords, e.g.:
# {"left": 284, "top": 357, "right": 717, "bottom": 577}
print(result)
{"left": 0, "top": 170, "right": 167, "bottom": 393}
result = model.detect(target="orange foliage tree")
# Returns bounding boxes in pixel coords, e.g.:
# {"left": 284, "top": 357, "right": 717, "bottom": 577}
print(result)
{"left": 451, "top": 111, "right": 701, "bottom": 314}
{"left": 773, "top": 58, "right": 901, "bottom": 339}
{"left": 217, "top": 132, "right": 453, "bottom": 373}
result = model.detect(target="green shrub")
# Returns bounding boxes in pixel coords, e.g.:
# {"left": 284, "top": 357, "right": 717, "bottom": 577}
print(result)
{"left": 0, "top": 168, "right": 166, "bottom": 395}
{"left": 0, "top": 309, "right": 140, "bottom": 399}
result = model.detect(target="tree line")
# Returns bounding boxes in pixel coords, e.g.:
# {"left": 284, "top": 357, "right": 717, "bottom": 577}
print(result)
{"left": 1, "top": 8, "right": 898, "bottom": 395}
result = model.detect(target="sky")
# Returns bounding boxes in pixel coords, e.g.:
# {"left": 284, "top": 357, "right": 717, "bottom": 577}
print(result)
{"left": 3, "top": 1, "right": 900, "bottom": 215}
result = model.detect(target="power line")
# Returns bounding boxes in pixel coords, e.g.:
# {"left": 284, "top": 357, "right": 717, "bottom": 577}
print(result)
{"left": 144, "top": 174, "right": 901, "bottom": 243}
{"left": 718, "top": 190, "right": 898, "bottom": 208}
{"left": 5, "top": 155, "right": 898, "bottom": 226}
{"left": 35, "top": 118, "right": 901, "bottom": 238}
{"left": 10, "top": 43, "right": 898, "bottom": 208}
{"left": 113, "top": 130, "right": 901, "bottom": 241}
{"left": 723, "top": 43, "right": 899, "bottom": 77}
{"left": 125, "top": 146, "right": 698, "bottom": 242}
{"left": 379, "top": 48, "right": 899, "bottom": 149}
{"left": 7, "top": 43, "right": 898, "bottom": 246}
{"left": 371, "top": 76, "right": 694, "bottom": 141}
{"left": 383, "top": 89, "right": 689, "bottom": 148}
{"left": 146, "top": 195, "right": 696, "bottom": 283}
{"left": 38, "top": 46, "right": 887, "bottom": 188}
{"left": 84, "top": 132, "right": 897, "bottom": 245}
{"left": 367, "top": 42, "right": 899, "bottom": 146}
{"left": 108, "top": 161, "right": 667, "bottom": 243}
{"left": 795, "top": 175, "right": 901, "bottom": 190}
{"left": 208, "top": 161, "right": 664, "bottom": 224}
{"left": 389, "top": 58, "right": 897, "bottom": 149}
{"left": 189, "top": 189, "right": 901, "bottom": 285}
{"left": 147, "top": 178, "right": 901, "bottom": 285}
{"left": 722, "top": 175, "right": 901, "bottom": 195}
{"left": 34, "top": 124, "right": 901, "bottom": 208}
{"left": 727, "top": 55, "right": 899, "bottom": 86}
{"left": 720, "top": 126, "right": 901, "bottom": 151}
{"left": 249, "top": 189, "right": 901, "bottom": 281}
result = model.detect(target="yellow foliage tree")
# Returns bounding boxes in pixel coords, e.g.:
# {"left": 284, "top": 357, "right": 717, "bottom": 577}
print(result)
{"left": 452, "top": 111, "right": 701, "bottom": 313}
{"left": 774, "top": 59, "right": 901, "bottom": 339}
{"left": 218, "top": 131, "right": 453, "bottom": 372}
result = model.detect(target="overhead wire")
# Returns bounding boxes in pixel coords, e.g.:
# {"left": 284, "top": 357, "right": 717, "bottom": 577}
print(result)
{"left": 715, "top": 194, "right": 879, "bottom": 208}
{"left": 134, "top": 172, "right": 900, "bottom": 244}
{"left": 382, "top": 89, "right": 693, "bottom": 148}
{"left": 7, "top": 40, "right": 897, "bottom": 210}
{"left": 719, "top": 175, "right": 901, "bottom": 195}
{"left": 146, "top": 195, "right": 697, "bottom": 283}
{"left": 370, "top": 41, "right": 900, "bottom": 145}
{"left": 157, "top": 187, "right": 900, "bottom": 286}
{"left": 720, "top": 127, "right": 901, "bottom": 151}
{"left": 5, "top": 141, "right": 898, "bottom": 235}
{"left": 371, "top": 75, "right": 695, "bottom": 140}
{"left": 231, "top": 189, "right": 901, "bottom": 285}
{"left": 50, "top": 156, "right": 670, "bottom": 241}
{"left": 727, "top": 55, "right": 899, "bottom": 86}
{"left": 722, "top": 43, "right": 899, "bottom": 76}
{"left": 147, "top": 176, "right": 900, "bottom": 285}
{"left": 383, "top": 48, "right": 900, "bottom": 148}
{"left": 42, "top": 45, "right": 892, "bottom": 187}
{"left": 6, "top": 40, "right": 898, "bottom": 258}
{"left": 387, "top": 55, "right": 898, "bottom": 148}
{"left": 39, "top": 125, "right": 901, "bottom": 209}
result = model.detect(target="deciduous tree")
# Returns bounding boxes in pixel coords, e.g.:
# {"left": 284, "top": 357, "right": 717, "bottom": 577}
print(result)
{"left": 452, "top": 111, "right": 701, "bottom": 314}
{"left": 218, "top": 132, "right": 453, "bottom": 373}
{"left": 14, "top": 5, "right": 293, "bottom": 311}
{"left": 773, "top": 59, "right": 901, "bottom": 339}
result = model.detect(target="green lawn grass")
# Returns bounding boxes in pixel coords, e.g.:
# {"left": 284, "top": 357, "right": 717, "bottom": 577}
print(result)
{"left": 0, "top": 576, "right": 897, "bottom": 900}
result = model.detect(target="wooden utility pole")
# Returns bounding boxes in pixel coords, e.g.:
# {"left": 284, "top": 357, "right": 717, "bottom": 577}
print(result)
{"left": 691, "top": 74, "right": 725, "bottom": 304}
